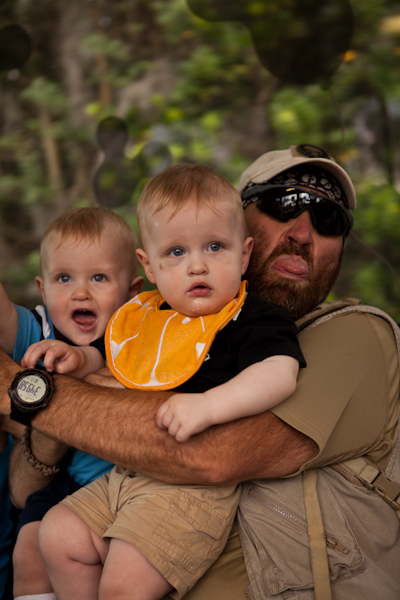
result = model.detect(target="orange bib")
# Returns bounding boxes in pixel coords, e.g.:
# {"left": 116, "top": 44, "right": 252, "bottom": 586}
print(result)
{"left": 105, "top": 281, "right": 247, "bottom": 390}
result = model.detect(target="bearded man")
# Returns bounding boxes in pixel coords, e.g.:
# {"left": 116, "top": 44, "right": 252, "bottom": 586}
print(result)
{"left": 2, "top": 145, "right": 399, "bottom": 600}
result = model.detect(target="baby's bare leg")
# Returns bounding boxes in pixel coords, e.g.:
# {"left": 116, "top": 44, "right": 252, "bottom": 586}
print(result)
{"left": 13, "top": 522, "right": 53, "bottom": 596}
{"left": 39, "top": 504, "right": 108, "bottom": 600}
{"left": 100, "top": 538, "right": 173, "bottom": 600}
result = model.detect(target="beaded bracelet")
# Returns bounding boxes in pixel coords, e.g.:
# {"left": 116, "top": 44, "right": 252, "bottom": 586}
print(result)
{"left": 21, "top": 426, "right": 60, "bottom": 476}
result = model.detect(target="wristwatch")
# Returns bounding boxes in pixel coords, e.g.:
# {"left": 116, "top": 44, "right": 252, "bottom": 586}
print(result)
{"left": 9, "top": 368, "right": 54, "bottom": 426}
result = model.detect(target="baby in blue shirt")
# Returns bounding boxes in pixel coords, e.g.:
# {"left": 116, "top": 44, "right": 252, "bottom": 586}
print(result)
{"left": 0, "top": 207, "right": 142, "bottom": 600}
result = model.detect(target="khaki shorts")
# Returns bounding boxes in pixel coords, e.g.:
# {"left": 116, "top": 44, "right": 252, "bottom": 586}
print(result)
{"left": 165, "top": 519, "right": 249, "bottom": 600}
{"left": 62, "top": 466, "right": 240, "bottom": 598}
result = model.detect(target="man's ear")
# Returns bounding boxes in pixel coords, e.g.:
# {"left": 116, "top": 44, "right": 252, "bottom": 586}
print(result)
{"left": 35, "top": 276, "right": 47, "bottom": 305}
{"left": 241, "top": 236, "right": 254, "bottom": 275}
{"left": 136, "top": 248, "right": 156, "bottom": 284}
{"left": 128, "top": 275, "right": 144, "bottom": 299}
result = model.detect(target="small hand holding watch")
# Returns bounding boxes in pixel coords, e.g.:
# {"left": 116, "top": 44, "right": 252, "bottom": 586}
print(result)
{"left": 9, "top": 368, "right": 54, "bottom": 426}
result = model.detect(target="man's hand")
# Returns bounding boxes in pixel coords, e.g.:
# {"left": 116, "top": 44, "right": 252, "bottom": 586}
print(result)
{"left": 21, "top": 339, "right": 84, "bottom": 374}
{"left": 84, "top": 367, "right": 125, "bottom": 388}
{"left": 156, "top": 393, "right": 213, "bottom": 442}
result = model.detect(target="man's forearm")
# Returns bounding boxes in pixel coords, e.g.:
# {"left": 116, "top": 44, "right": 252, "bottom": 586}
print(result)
{"left": 0, "top": 349, "right": 317, "bottom": 485}
{"left": 9, "top": 430, "right": 69, "bottom": 509}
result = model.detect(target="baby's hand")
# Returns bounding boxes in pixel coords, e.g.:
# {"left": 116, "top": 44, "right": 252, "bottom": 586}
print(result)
{"left": 21, "top": 339, "right": 84, "bottom": 374}
{"left": 155, "top": 393, "right": 213, "bottom": 442}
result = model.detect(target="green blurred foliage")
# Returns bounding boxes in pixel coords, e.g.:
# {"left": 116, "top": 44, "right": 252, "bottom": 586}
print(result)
{"left": 0, "top": 0, "right": 400, "bottom": 320}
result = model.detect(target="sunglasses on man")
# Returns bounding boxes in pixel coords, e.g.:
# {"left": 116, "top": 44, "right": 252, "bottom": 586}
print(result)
{"left": 241, "top": 183, "right": 353, "bottom": 237}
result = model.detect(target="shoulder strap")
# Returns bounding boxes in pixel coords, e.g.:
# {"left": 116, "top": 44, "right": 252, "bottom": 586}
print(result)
{"left": 295, "top": 297, "right": 362, "bottom": 333}
{"left": 31, "top": 305, "right": 52, "bottom": 340}
{"left": 303, "top": 469, "right": 333, "bottom": 600}
{"left": 297, "top": 300, "right": 400, "bottom": 518}
{"left": 298, "top": 301, "right": 400, "bottom": 357}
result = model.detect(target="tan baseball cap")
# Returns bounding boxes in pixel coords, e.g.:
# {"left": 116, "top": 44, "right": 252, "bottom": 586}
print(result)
{"left": 237, "top": 144, "right": 356, "bottom": 210}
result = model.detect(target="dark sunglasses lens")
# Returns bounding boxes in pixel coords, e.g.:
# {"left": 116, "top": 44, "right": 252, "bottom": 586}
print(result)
{"left": 256, "top": 195, "right": 297, "bottom": 222}
{"left": 256, "top": 192, "right": 351, "bottom": 236}
{"left": 311, "top": 201, "right": 351, "bottom": 236}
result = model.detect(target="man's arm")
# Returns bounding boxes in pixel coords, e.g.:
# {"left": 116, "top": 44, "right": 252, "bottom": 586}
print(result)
{"left": 0, "top": 348, "right": 316, "bottom": 487}
{"left": 271, "top": 312, "right": 400, "bottom": 471}
{"left": 9, "top": 429, "right": 70, "bottom": 509}
{"left": 156, "top": 356, "right": 299, "bottom": 442}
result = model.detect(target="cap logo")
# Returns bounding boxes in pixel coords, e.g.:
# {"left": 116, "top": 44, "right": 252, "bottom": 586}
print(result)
{"left": 296, "top": 144, "right": 329, "bottom": 159}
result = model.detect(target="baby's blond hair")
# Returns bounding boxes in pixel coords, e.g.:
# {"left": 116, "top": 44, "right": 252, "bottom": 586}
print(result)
{"left": 40, "top": 207, "right": 138, "bottom": 278}
{"left": 137, "top": 163, "right": 246, "bottom": 241}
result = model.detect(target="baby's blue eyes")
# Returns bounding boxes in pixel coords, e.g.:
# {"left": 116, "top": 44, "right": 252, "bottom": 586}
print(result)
{"left": 169, "top": 248, "right": 185, "bottom": 257}
{"left": 168, "top": 244, "right": 222, "bottom": 256}
{"left": 58, "top": 275, "right": 71, "bottom": 283}
{"left": 57, "top": 274, "right": 106, "bottom": 283}
{"left": 208, "top": 243, "right": 222, "bottom": 252}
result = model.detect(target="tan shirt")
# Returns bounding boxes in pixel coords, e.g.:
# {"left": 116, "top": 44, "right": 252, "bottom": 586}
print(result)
{"left": 271, "top": 311, "right": 400, "bottom": 471}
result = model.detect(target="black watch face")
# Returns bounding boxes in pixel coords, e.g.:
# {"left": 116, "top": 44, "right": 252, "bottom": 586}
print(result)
{"left": 13, "top": 371, "right": 50, "bottom": 410}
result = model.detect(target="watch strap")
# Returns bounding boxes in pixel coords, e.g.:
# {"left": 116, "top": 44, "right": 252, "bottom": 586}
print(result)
{"left": 10, "top": 406, "right": 35, "bottom": 426}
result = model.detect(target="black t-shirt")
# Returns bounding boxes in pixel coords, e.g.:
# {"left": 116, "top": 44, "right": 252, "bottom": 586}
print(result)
{"left": 174, "top": 292, "right": 306, "bottom": 393}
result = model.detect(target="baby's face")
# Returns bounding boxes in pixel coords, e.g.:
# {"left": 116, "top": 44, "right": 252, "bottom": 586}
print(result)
{"left": 137, "top": 198, "right": 253, "bottom": 317}
{"left": 36, "top": 232, "right": 141, "bottom": 345}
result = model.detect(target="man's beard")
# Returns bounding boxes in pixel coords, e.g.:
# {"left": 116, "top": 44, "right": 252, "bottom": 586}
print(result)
{"left": 245, "top": 241, "right": 343, "bottom": 321}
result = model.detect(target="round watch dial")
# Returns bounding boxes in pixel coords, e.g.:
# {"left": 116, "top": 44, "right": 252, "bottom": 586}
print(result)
{"left": 17, "top": 372, "right": 48, "bottom": 404}
{"left": 10, "top": 369, "right": 54, "bottom": 412}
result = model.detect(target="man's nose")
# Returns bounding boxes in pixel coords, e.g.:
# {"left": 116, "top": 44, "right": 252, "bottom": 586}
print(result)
{"left": 285, "top": 209, "right": 313, "bottom": 245}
